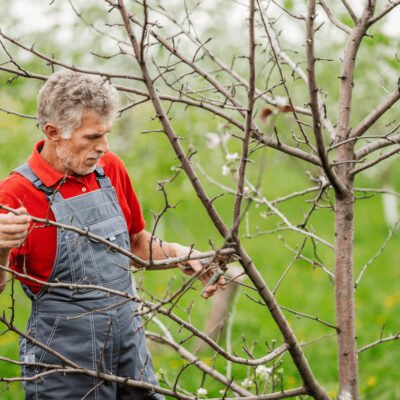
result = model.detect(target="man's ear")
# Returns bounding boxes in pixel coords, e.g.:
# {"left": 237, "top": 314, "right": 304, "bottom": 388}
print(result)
{"left": 43, "top": 123, "right": 62, "bottom": 142}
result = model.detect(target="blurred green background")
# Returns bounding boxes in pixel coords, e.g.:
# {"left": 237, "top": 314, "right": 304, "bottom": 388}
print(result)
{"left": 0, "top": 1, "right": 399, "bottom": 399}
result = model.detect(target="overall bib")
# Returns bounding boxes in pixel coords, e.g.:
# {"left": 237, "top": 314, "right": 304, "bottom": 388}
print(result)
{"left": 16, "top": 163, "right": 164, "bottom": 400}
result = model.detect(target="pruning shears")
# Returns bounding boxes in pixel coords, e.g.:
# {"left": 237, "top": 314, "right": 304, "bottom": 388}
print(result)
{"left": 181, "top": 254, "right": 237, "bottom": 297}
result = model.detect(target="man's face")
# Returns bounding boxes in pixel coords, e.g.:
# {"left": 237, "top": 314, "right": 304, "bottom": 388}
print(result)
{"left": 56, "top": 111, "right": 112, "bottom": 176}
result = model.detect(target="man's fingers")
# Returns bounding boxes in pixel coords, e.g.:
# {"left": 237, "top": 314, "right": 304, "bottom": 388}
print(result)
{"left": 217, "top": 274, "right": 226, "bottom": 289}
{"left": 0, "top": 212, "right": 31, "bottom": 225}
{"left": 201, "top": 282, "right": 219, "bottom": 299}
{"left": 0, "top": 239, "right": 26, "bottom": 248}
{"left": 0, "top": 233, "right": 27, "bottom": 242}
{"left": 180, "top": 258, "right": 227, "bottom": 298}
{"left": 0, "top": 208, "right": 31, "bottom": 249}
{"left": 0, "top": 224, "right": 31, "bottom": 235}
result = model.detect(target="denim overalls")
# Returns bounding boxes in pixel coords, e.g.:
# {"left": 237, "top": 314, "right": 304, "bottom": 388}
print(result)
{"left": 16, "top": 163, "right": 164, "bottom": 400}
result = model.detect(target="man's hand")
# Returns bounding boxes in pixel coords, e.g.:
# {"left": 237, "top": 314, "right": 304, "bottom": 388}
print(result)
{"left": 0, "top": 207, "right": 31, "bottom": 249}
{"left": 171, "top": 243, "right": 226, "bottom": 299}
{"left": 131, "top": 231, "right": 226, "bottom": 299}
{"left": 0, "top": 207, "right": 31, "bottom": 293}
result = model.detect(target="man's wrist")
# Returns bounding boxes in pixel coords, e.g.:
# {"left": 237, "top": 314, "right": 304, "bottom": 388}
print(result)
{"left": 0, "top": 248, "right": 11, "bottom": 266}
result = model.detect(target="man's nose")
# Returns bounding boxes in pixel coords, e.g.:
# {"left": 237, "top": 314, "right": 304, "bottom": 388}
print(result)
{"left": 95, "top": 136, "right": 109, "bottom": 154}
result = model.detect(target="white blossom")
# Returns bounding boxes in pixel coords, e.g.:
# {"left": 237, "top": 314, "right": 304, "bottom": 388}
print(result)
{"left": 275, "top": 95, "right": 288, "bottom": 107}
{"left": 382, "top": 185, "right": 399, "bottom": 227}
{"left": 226, "top": 152, "right": 239, "bottom": 161}
{"left": 205, "top": 132, "right": 231, "bottom": 149}
{"left": 256, "top": 365, "right": 273, "bottom": 380}
{"left": 222, "top": 165, "right": 230, "bottom": 176}
{"left": 241, "top": 378, "right": 254, "bottom": 389}
{"left": 205, "top": 132, "right": 220, "bottom": 149}
{"left": 319, "top": 175, "right": 328, "bottom": 186}
{"left": 196, "top": 387, "right": 208, "bottom": 397}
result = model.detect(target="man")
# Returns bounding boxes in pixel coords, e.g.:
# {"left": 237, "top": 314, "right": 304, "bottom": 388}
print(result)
{"left": 0, "top": 70, "right": 224, "bottom": 399}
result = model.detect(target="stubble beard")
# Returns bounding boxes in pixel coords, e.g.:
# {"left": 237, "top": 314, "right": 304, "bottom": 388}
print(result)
{"left": 56, "top": 144, "right": 97, "bottom": 176}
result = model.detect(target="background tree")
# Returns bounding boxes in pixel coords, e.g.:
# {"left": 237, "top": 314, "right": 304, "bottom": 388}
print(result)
{"left": 0, "top": 1, "right": 399, "bottom": 399}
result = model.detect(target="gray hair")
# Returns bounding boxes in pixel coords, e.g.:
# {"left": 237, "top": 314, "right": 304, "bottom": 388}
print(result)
{"left": 37, "top": 70, "right": 119, "bottom": 138}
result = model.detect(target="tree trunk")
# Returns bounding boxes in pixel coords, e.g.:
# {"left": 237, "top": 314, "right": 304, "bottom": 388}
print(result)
{"left": 335, "top": 145, "right": 359, "bottom": 399}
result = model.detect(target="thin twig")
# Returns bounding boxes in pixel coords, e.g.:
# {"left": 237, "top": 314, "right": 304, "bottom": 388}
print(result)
{"left": 355, "top": 217, "right": 400, "bottom": 288}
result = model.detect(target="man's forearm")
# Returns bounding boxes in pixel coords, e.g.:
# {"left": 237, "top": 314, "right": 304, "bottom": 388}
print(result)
{"left": 131, "top": 230, "right": 225, "bottom": 298}
{"left": 131, "top": 230, "right": 181, "bottom": 270}
{"left": 0, "top": 248, "right": 11, "bottom": 292}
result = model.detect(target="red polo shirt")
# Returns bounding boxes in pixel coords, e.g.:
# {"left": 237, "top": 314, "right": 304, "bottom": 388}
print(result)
{"left": 0, "top": 140, "right": 146, "bottom": 293}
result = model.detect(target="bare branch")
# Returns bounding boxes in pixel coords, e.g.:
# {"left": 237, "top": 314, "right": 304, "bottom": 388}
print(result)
{"left": 355, "top": 187, "right": 400, "bottom": 197}
{"left": 235, "top": 245, "right": 330, "bottom": 400}
{"left": 0, "top": 30, "right": 143, "bottom": 81}
{"left": 355, "top": 217, "right": 400, "bottom": 288}
{"left": 280, "top": 305, "right": 339, "bottom": 332}
{"left": 150, "top": 7, "right": 311, "bottom": 116}
{"left": 116, "top": 0, "right": 231, "bottom": 241}
{"left": 0, "top": 204, "right": 235, "bottom": 268}
{"left": 0, "top": 65, "right": 322, "bottom": 166}
{"left": 257, "top": 4, "right": 337, "bottom": 140}
{"left": 341, "top": 0, "right": 358, "bottom": 22}
{"left": 318, "top": 0, "right": 352, "bottom": 34}
{"left": 148, "top": 332, "right": 252, "bottom": 397}
{"left": 0, "top": 65, "right": 47, "bottom": 80}
{"left": 273, "top": 239, "right": 307, "bottom": 295}
{"left": 351, "top": 146, "right": 400, "bottom": 175}
{"left": 245, "top": 182, "right": 334, "bottom": 249}
{"left": 350, "top": 87, "right": 400, "bottom": 139}
{"left": 306, "top": 0, "right": 347, "bottom": 197}
{"left": 355, "top": 132, "right": 400, "bottom": 160}
{"left": 368, "top": 0, "right": 400, "bottom": 26}
{"left": 126, "top": 6, "right": 323, "bottom": 168}
{"left": 0, "top": 107, "right": 37, "bottom": 119}
{"left": 358, "top": 331, "right": 400, "bottom": 353}
{"left": 337, "top": 1, "right": 376, "bottom": 141}
{"left": 232, "top": 0, "right": 256, "bottom": 238}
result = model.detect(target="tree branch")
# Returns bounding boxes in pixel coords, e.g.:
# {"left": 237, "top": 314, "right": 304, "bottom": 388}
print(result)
{"left": 318, "top": 0, "right": 352, "bottom": 34}
{"left": 257, "top": 4, "right": 337, "bottom": 140}
{"left": 306, "top": 0, "right": 347, "bottom": 196}
{"left": 0, "top": 30, "right": 143, "bottom": 81}
{"left": 350, "top": 86, "right": 400, "bottom": 139}
{"left": 232, "top": 0, "right": 256, "bottom": 238}
{"left": 368, "top": 1, "right": 400, "bottom": 26}
{"left": 351, "top": 146, "right": 400, "bottom": 175}
{"left": 341, "top": 0, "right": 358, "bottom": 22}
{"left": 336, "top": 1, "right": 376, "bottom": 141}
{"left": 358, "top": 332, "right": 400, "bottom": 353}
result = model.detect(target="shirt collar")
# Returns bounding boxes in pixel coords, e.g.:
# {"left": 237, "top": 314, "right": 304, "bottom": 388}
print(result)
{"left": 27, "top": 140, "right": 105, "bottom": 187}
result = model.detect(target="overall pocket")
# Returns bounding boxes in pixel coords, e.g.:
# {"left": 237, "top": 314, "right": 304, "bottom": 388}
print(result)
{"left": 64, "top": 215, "right": 131, "bottom": 287}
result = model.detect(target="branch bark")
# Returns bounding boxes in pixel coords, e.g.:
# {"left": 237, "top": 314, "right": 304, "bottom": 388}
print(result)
{"left": 232, "top": 0, "right": 256, "bottom": 238}
{"left": 334, "top": 3, "right": 377, "bottom": 398}
{"left": 306, "top": 0, "right": 347, "bottom": 197}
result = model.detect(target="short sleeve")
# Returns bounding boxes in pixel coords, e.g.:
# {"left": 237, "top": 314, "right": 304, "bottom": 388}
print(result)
{"left": 120, "top": 166, "right": 146, "bottom": 235}
{"left": 102, "top": 152, "right": 146, "bottom": 236}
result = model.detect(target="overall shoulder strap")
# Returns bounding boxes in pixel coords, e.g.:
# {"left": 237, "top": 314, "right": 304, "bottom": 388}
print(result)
{"left": 14, "top": 163, "right": 54, "bottom": 197}
{"left": 94, "top": 166, "right": 112, "bottom": 190}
